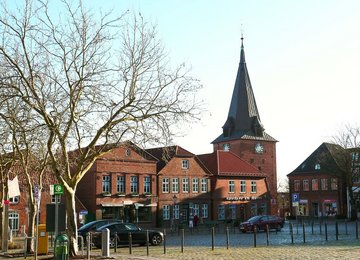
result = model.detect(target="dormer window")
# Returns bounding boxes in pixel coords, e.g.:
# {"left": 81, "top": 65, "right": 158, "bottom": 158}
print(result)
{"left": 9, "top": 196, "right": 20, "bottom": 204}
{"left": 315, "top": 164, "right": 321, "bottom": 170}
{"left": 223, "top": 143, "right": 230, "bottom": 151}
{"left": 182, "top": 160, "right": 189, "bottom": 169}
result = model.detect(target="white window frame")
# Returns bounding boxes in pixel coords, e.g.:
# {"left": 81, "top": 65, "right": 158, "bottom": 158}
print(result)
{"left": 172, "top": 178, "right": 179, "bottom": 193}
{"left": 250, "top": 181, "right": 257, "bottom": 193}
{"left": 102, "top": 175, "right": 111, "bottom": 193}
{"left": 130, "top": 176, "right": 138, "bottom": 193}
{"left": 240, "top": 180, "right": 246, "bottom": 193}
{"left": 201, "top": 178, "right": 208, "bottom": 193}
{"left": 117, "top": 176, "right": 125, "bottom": 193}
{"left": 174, "top": 204, "right": 180, "bottom": 219}
{"left": 182, "top": 178, "right": 189, "bottom": 193}
{"left": 228, "top": 180, "right": 235, "bottom": 193}
{"left": 9, "top": 212, "right": 19, "bottom": 231}
{"left": 193, "top": 204, "right": 199, "bottom": 217}
{"left": 201, "top": 204, "right": 208, "bottom": 218}
{"left": 162, "top": 178, "right": 170, "bottom": 193}
{"left": 143, "top": 176, "right": 151, "bottom": 193}
{"left": 182, "top": 160, "right": 189, "bottom": 169}
{"left": 51, "top": 195, "right": 61, "bottom": 204}
{"left": 192, "top": 178, "right": 199, "bottom": 193}
{"left": 163, "top": 205, "right": 170, "bottom": 220}
{"left": 9, "top": 196, "right": 20, "bottom": 204}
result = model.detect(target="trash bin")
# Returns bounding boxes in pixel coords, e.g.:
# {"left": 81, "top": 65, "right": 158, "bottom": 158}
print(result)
{"left": 54, "top": 234, "right": 69, "bottom": 260}
{"left": 37, "top": 224, "right": 48, "bottom": 255}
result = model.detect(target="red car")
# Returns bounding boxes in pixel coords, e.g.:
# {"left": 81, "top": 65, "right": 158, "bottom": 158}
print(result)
{"left": 239, "top": 215, "right": 284, "bottom": 233}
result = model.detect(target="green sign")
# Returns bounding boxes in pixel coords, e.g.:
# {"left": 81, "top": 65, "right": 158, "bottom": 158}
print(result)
{"left": 54, "top": 184, "right": 64, "bottom": 195}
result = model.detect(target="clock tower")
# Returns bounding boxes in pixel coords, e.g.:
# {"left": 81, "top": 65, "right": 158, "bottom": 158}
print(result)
{"left": 212, "top": 37, "right": 278, "bottom": 215}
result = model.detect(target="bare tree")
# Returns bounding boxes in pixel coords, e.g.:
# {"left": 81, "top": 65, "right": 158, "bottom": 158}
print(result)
{"left": 0, "top": 0, "right": 202, "bottom": 255}
{"left": 330, "top": 124, "right": 360, "bottom": 220}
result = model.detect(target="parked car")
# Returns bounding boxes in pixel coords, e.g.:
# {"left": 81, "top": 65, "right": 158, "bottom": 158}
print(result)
{"left": 239, "top": 215, "right": 284, "bottom": 233}
{"left": 91, "top": 223, "right": 164, "bottom": 248}
{"left": 78, "top": 219, "right": 123, "bottom": 238}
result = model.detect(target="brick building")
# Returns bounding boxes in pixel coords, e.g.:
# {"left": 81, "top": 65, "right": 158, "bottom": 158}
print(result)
{"left": 76, "top": 142, "right": 158, "bottom": 227}
{"left": 198, "top": 150, "right": 269, "bottom": 222}
{"left": 211, "top": 37, "right": 278, "bottom": 216}
{"left": 146, "top": 146, "right": 211, "bottom": 227}
{"left": 287, "top": 143, "right": 347, "bottom": 218}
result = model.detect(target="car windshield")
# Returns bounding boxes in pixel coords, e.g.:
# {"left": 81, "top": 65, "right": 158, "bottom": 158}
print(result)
{"left": 79, "top": 222, "right": 96, "bottom": 231}
{"left": 247, "top": 216, "right": 262, "bottom": 222}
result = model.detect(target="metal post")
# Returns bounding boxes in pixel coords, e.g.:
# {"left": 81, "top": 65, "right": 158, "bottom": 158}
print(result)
{"left": 325, "top": 222, "right": 328, "bottom": 241}
{"left": 101, "top": 228, "right": 110, "bottom": 258}
{"left": 211, "top": 227, "right": 215, "bottom": 251}
{"left": 86, "top": 233, "right": 91, "bottom": 260}
{"left": 163, "top": 229, "right": 166, "bottom": 254}
{"left": 356, "top": 221, "right": 359, "bottom": 240}
{"left": 114, "top": 232, "right": 117, "bottom": 253}
{"left": 181, "top": 229, "right": 184, "bottom": 253}
{"left": 226, "top": 227, "right": 229, "bottom": 249}
{"left": 146, "top": 230, "right": 149, "bottom": 256}
{"left": 253, "top": 226, "right": 257, "bottom": 248}
{"left": 129, "top": 233, "right": 132, "bottom": 254}
{"left": 290, "top": 223, "right": 294, "bottom": 244}
{"left": 302, "top": 222, "right": 306, "bottom": 243}
{"left": 336, "top": 221, "right": 339, "bottom": 240}
{"left": 266, "top": 225, "right": 270, "bottom": 246}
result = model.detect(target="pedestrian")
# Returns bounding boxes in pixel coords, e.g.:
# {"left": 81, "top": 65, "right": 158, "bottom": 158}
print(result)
{"left": 193, "top": 214, "right": 198, "bottom": 226}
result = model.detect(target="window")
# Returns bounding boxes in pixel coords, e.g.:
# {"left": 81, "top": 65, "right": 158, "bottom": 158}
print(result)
{"left": 353, "top": 168, "right": 360, "bottom": 183}
{"left": 352, "top": 152, "right": 359, "bottom": 162}
{"left": 125, "top": 149, "right": 131, "bottom": 156}
{"left": 9, "top": 212, "right": 19, "bottom": 231}
{"left": 218, "top": 205, "right": 225, "bottom": 220}
{"left": 223, "top": 143, "right": 230, "bottom": 151}
{"left": 182, "top": 178, "right": 189, "bottom": 193}
{"left": 201, "top": 178, "right": 208, "bottom": 193}
{"left": 130, "top": 176, "right": 138, "bottom": 193}
{"left": 51, "top": 195, "right": 61, "bottom": 204}
{"left": 193, "top": 204, "right": 199, "bottom": 217}
{"left": 294, "top": 180, "right": 301, "bottom": 191}
{"left": 192, "top": 178, "right": 199, "bottom": 193}
{"left": 172, "top": 178, "right": 179, "bottom": 193}
{"left": 163, "top": 205, "right": 170, "bottom": 220}
{"left": 117, "top": 176, "right": 125, "bottom": 193}
{"left": 311, "top": 179, "right": 318, "bottom": 191}
{"left": 102, "top": 175, "right": 111, "bottom": 193}
{"left": 144, "top": 176, "right": 151, "bottom": 193}
{"left": 251, "top": 181, "right": 257, "bottom": 193}
{"left": 9, "top": 196, "right": 20, "bottom": 204}
{"left": 240, "top": 180, "right": 246, "bottom": 193}
{"left": 201, "top": 204, "right": 208, "bottom": 218}
{"left": 331, "top": 178, "right": 338, "bottom": 190}
{"left": 315, "top": 164, "right": 321, "bottom": 170}
{"left": 303, "top": 180, "right": 309, "bottom": 191}
{"left": 228, "top": 180, "right": 235, "bottom": 193}
{"left": 174, "top": 204, "right": 180, "bottom": 219}
{"left": 229, "top": 204, "right": 236, "bottom": 219}
{"left": 321, "top": 178, "right": 328, "bottom": 190}
{"left": 182, "top": 160, "right": 189, "bottom": 169}
{"left": 162, "top": 178, "right": 170, "bottom": 193}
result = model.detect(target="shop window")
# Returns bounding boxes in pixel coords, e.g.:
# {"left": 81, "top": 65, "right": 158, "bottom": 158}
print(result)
{"left": 174, "top": 204, "right": 180, "bottom": 219}
{"left": 228, "top": 204, "right": 236, "bottom": 220}
{"left": 321, "top": 178, "right": 328, "bottom": 190}
{"left": 163, "top": 205, "right": 170, "bottom": 220}
{"left": 201, "top": 204, "right": 208, "bottom": 218}
{"left": 218, "top": 205, "right": 225, "bottom": 220}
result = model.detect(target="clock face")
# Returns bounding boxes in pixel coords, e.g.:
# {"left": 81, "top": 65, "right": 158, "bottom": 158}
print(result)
{"left": 255, "top": 143, "right": 264, "bottom": 154}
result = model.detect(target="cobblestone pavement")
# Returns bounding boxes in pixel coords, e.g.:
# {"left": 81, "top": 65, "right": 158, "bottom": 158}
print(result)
{"left": 3, "top": 221, "right": 360, "bottom": 259}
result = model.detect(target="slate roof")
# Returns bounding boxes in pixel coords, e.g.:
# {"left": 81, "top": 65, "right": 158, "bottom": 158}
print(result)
{"left": 197, "top": 150, "right": 267, "bottom": 178}
{"left": 212, "top": 37, "right": 277, "bottom": 144}
{"left": 287, "top": 142, "right": 346, "bottom": 177}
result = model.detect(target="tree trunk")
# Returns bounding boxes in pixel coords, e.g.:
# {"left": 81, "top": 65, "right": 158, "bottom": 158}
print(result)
{"left": 27, "top": 202, "right": 36, "bottom": 253}
{"left": 64, "top": 187, "right": 79, "bottom": 256}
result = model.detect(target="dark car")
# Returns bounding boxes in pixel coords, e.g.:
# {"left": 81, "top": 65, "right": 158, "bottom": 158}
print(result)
{"left": 91, "top": 223, "right": 164, "bottom": 248}
{"left": 239, "top": 215, "right": 284, "bottom": 233}
{"left": 78, "top": 219, "right": 122, "bottom": 238}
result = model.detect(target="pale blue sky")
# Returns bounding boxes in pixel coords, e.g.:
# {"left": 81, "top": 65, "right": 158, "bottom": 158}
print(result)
{"left": 8, "top": 1, "right": 360, "bottom": 183}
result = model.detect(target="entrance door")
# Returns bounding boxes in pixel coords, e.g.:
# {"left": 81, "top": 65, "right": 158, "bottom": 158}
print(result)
{"left": 312, "top": 203, "right": 319, "bottom": 217}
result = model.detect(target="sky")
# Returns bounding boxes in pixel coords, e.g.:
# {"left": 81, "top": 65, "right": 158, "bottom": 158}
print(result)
{"left": 8, "top": 0, "right": 360, "bottom": 183}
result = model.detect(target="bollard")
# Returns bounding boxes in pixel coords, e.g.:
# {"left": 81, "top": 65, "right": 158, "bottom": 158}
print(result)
{"left": 319, "top": 220, "right": 322, "bottom": 235}
{"left": 163, "top": 229, "right": 166, "bottom": 254}
{"left": 302, "top": 223, "right": 306, "bottom": 243}
{"left": 146, "top": 230, "right": 149, "bottom": 256}
{"left": 290, "top": 223, "right": 294, "bottom": 244}
{"left": 114, "top": 232, "right": 117, "bottom": 253}
{"left": 266, "top": 225, "right": 270, "bottom": 246}
{"left": 86, "top": 233, "right": 91, "bottom": 260}
{"left": 101, "top": 228, "right": 110, "bottom": 258}
{"left": 253, "top": 226, "right": 257, "bottom": 248}
{"left": 226, "top": 227, "right": 229, "bottom": 249}
{"left": 211, "top": 227, "right": 215, "bottom": 251}
{"left": 345, "top": 220, "right": 348, "bottom": 235}
{"left": 335, "top": 221, "right": 339, "bottom": 241}
{"left": 181, "top": 229, "right": 184, "bottom": 253}
{"left": 356, "top": 221, "right": 359, "bottom": 240}
{"left": 325, "top": 222, "right": 328, "bottom": 241}
{"left": 129, "top": 233, "right": 132, "bottom": 254}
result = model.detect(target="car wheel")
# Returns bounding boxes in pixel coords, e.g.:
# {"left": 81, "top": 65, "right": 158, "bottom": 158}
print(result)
{"left": 150, "top": 234, "right": 163, "bottom": 246}
{"left": 109, "top": 237, "right": 117, "bottom": 248}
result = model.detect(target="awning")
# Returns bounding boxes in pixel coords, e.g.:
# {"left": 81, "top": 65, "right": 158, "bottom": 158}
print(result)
{"left": 101, "top": 203, "right": 124, "bottom": 207}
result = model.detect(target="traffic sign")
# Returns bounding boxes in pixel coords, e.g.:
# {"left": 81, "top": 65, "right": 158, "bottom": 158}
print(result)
{"left": 292, "top": 193, "right": 300, "bottom": 203}
{"left": 50, "top": 184, "right": 64, "bottom": 195}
